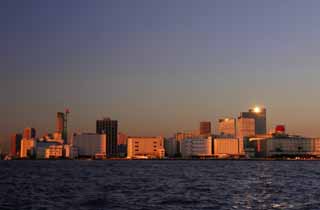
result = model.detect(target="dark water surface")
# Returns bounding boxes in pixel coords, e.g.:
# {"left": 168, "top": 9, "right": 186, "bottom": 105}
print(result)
{"left": 1, "top": 160, "right": 320, "bottom": 210}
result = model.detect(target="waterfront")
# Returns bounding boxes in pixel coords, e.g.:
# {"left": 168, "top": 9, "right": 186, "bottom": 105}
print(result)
{"left": 1, "top": 160, "right": 320, "bottom": 210}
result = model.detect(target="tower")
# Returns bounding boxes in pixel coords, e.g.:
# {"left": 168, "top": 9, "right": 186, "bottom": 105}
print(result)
{"left": 96, "top": 118, "right": 118, "bottom": 157}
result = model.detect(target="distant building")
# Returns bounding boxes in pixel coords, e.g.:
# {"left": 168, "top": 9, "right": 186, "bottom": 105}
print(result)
{"left": 10, "top": 133, "right": 22, "bottom": 157}
{"left": 213, "top": 138, "right": 244, "bottom": 157}
{"left": 36, "top": 141, "right": 59, "bottom": 159}
{"left": 237, "top": 117, "right": 255, "bottom": 139}
{"left": 56, "top": 112, "right": 65, "bottom": 133}
{"left": 20, "top": 138, "right": 37, "bottom": 158}
{"left": 175, "top": 131, "right": 199, "bottom": 154}
{"left": 250, "top": 136, "right": 320, "bottom": 157}
{"left": 73, "top": 133, "right": 106, "bottom": 158}
{"left": 200, "top": 121, "right": 211, "bottom": 136}
{"left": 117, "top": 132, "right": 127, "bottom": 157}
{"left": 64, "top": 145, "right": 78, "bottom": 159}
{"left": 240, "top": 107, "right": 267, "bottom": 135}
{"left": 164, "top": 137, "right": 178, "bottom": 157}
{"left": 96, "top": 118, "right": 118, "bottom": 157}
{"left": 23, "top": 127, "right": 36, "bottom": 139}
{"left": 127, "top": 136, "right": 165, "bottom": 159}
{"left": 180, "top": 137, "right": 212, "bottom": 158}
{"left": 218, "top": 118, "right": 236, "bottom": 137}
{"left": 45, "top": 145, "right": 64, "bottom": 159}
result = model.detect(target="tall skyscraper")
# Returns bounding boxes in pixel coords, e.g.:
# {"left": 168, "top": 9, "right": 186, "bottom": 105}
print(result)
{"left": 200, "top": 121, "right": 211, "bottom": 136}
{"left": 23, "top": 127, "right": 36, "bottom": 139}
{"left": 218, "top": 118, "right": 236, "bottom": 137}
{"left": 240, "top": 107, "right": 267, "bottom": 135}
{"left": 56, "top": 112, "right": 65, "bottom": 133}
{"left": 96, "top": 118, "right": 118, "bottom": 157}
{"left": 10, "top": 133, "right": 22, "bottom": 156}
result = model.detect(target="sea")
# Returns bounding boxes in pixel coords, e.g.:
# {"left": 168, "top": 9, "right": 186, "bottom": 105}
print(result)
{"left": 1, "top": 160, "right": 320, "bottom": 210}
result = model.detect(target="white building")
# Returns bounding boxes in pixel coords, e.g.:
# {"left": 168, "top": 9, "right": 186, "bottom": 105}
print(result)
{"left": 127, "top": 136, "right": 165, "bottom": 159}
{"left": 213, "top": 138, "right": 244, "bottom": 157}
{"left": 20, "top": 138, "right": 37, "bottom": 158}
{"left": 72, "top": 133, "right": 106, "bottom": 157}
{"left": 180, "top": 137, "right": 212, "bottom": 158}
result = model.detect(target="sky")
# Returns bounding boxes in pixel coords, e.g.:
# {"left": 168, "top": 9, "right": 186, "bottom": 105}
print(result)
{"left": 2, "top": 0, "right": 320, "bottom": 152}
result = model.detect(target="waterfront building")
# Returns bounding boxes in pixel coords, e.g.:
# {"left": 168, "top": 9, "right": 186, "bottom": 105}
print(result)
{"left": 200, "top": 121, "right": 211, "bottom": 136}
{"left": 240, "top": 107, "right": 267, "bottom": 135}
{"left": 213, "top": 138, "right": 244, "bottom": 157}
{"left": 10, "top": 133, "right": 22, "bottom": 157}
{"left": 175, "top": 131, "right": 199, "bottom": 154}
{"left": 56, "top": 112, "right": 65, "bottom": 133}
{"left": 127, "top": 136, "right": 165, "bottom": 159}
{"left": 250, "top": 135, "right": 320, "bottom": 157}
{"left": 45, "top": 145, "right": 64, "bottom": 159}
{"left": 164, "top": 137, "right": 178, "bottom": 157}
{"left": 36, "top": 141, "right": 59, "bottom": 159}
{"left": 96, "top": 118, "right": 118, "bottom": 157}
{"left": 237, "top": 117, "right": 255, "bottom": 139}
{"left": 72, "top": 133, "right": 106, "bottom": 158}
{"left": 117, "top": 132, "right": 127, "bottom": 157}
{"left": 23, "top": 127, "right": 36, "bottom": 139}
{"left": 218, "top": 118, "right": 236, "bottom": 137}
{"left": 64, "top": 145, "right": 78, "bottom": 159}
{"left": 180, "top": 137, "right": 212, "bottom": 158}
{"left": 20, "top": 138, "right": 37, "bottom": 158}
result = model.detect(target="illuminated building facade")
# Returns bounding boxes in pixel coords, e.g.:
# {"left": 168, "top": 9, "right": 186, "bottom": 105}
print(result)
{"left": 213, "top": 138, "right": 244, "bottom": 157}
{"left": 237, "top": 117, "right": 255, "bottom": 139}
{"left": 23, "top": 127, "right": 36, "bottom": 139}
{"left": 200, "top": 121, "right": 211, "bottom": 136}
{"left": 240, "top": 107, "right": 267, "bottom": 135}
{"left": 218, "top": 118, "right": 236, "bottom": 137}
{"left": 127, "top": 136, "right": 165, "bottom": 159}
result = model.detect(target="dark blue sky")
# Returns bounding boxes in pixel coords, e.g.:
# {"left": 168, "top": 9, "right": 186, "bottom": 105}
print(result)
{"left": 2, "top": 0, "right": 320, "bottom": 151}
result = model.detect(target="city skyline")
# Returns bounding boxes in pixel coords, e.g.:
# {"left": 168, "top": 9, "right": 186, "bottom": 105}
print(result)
{"left": 3, "top": 1, "right": 320, "bottom": 151}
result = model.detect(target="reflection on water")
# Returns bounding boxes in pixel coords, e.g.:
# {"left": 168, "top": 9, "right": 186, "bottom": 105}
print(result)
{"left": 1, "top": 160, "right": 320, "bottom": 210}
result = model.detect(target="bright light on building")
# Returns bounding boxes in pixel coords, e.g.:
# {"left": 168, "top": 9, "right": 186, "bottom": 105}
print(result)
{"left": 253, "top": 106, "right": 261, "bottom": 113}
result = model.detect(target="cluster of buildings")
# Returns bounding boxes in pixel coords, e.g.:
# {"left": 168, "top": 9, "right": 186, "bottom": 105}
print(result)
{"left": 7, "top": 106, "right": 320, "bottom": 160}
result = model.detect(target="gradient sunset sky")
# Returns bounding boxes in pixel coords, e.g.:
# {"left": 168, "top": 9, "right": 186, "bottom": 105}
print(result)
{"left": 2, "top": 0, "right": 320, "bottom": 151}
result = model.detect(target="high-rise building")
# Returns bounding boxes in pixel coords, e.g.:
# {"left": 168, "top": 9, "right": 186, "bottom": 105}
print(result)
{"left": 200, "top": 121, "right": 211, "bottom": 136}
{"left": 237, "top": 117, "right": 255, "bottom": 138}
{"left": 10, "top": 133, "right": 22, "bottom": 157}
{"left": 23, "top": 127, "right": 36, "bottom": 139}
{"left": 240, "top": 107, "right": 267, "bottom": 135}
{"left": 20, "top": 138, "right": 37, "bottom": 158}
{"left": 96, "top": 118, "right": 118, "bottom": 157}
{"left": 56, "top": 112, "right": 65, "bottom": 133}
{"left": 218, "top": 118, "right": 236, "bottom": 137}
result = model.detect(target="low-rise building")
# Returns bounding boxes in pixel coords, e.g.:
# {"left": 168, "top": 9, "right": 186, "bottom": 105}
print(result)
{"left": 72, "top": 133, "right": 106, "bottom": 157}
{"left": 251, "top": 135, "right": 320, "bottom": 157}
{"left": 45, "top": 145, "right": 64, "bottom": 158}
{"left": 213, "top": 138, "right": 244, "bottom": 157}
{"left": 180, "top": 137, "right": 212, "bottom": 158}
{"left": 127, "top": 136, "right": 165, "bottom": 159}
